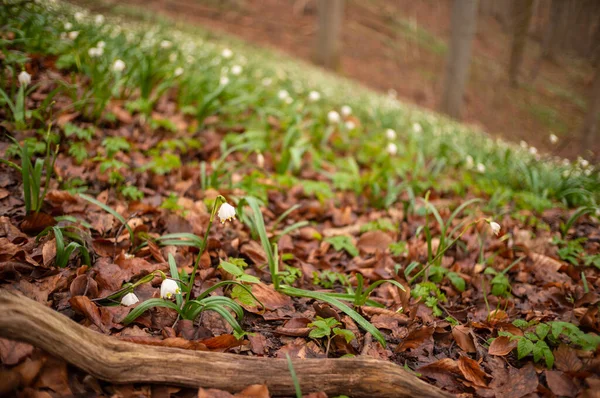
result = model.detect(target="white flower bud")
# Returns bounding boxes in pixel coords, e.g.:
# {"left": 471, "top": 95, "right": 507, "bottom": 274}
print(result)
{"left": 386, "top": 129, "right": 397, "bottom": 140}
{"left": 18, "top": 71, "right": 31, "bottom": 86}
{"left": 387, "top": 142, "right": 398, "bottom": 156}
{"left": 341, "top": 105, "right": 352, "bottom": 117}
{"left": 112, "top": 59, "right": 126, "bottom": 72}
{"left": 327, "top": 111, "right": 340, "bottom": 124}
{"left": 308, "top": 91, "right": 320, "bottom": 102}
{"left": 121, "top": 292, "right": 139, "bottom": 306}
{"left": 160, "top": 279, "right": 181, "bottom": 299}
{"left": 489, "top": 221, "right": 501, "bottom": 236}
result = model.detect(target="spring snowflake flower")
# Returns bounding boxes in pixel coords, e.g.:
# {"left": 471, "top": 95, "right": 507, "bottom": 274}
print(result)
{"left": 262, "top": 77, "right": 272, "bottom": 86}
{"left": 218, "top": 203, "right": 236, "bottom": 223}
{"left": 412, "top": 123, "right": 422, "bottom": 133}
{"left": 64, "top": 22, "right": 73, "bottom": 30}
{"left": 578, "top": 157, "right": 589, "bottom": 168}
{"left": 231, "top": 65, "right": 243, "bottom": 76}
{"left": 549, "top": 134, "right": 558, "bottom": 144}
{"left": 327, "top": 110, "right": 340, "bottom": 124}
{"left": 489, "top": 221, "right": 501, "bottom": 236}
{"left": 278, "top": 90, "right": 289, "bottom": 100}
{"left": 112, "top": 59, "right": 126, "bottom": 72}
{"left": 68, "top": 31, "right": 79, "bottom": 40}
{"left": 121, "top": 292, "right": 139, "bottom": 306}
{"left": 222, "top": 48, "right": 233, "bottom": 59}
{"left": 465, "top": 155, "right": 474, "bottom": 169}
{"left": 529, "top": 146, "right": 538, "bottom": 156}
{"left": 256, "top": 152, "right": 265, "bottom": 168}
{"left": 18, "top": 71, "right": 31, "bottom": 87}
{"left": 220, "top": 76, "right": 229, "bottom": 86}
{"left": 386, "top": 129, "right": 397, "bottom": 140}
{"left": 97, "top": 41, "right": 106, "bottom": 48}
{"left": 74, "top": 12, "right": 84, "bottom": 22}
{"left": 387, "top": 142, "right": 398, "bottom": 156}
{"left": 345, "top": 121, "right": 356, "bottom": 130}
{"left": 341, "top": 105, "right": 352, "bottom": 117}
{"left": 520, "top": 140, "right": 528, "bottom": 149}
{"left": 174, "top": 67, "right": 184, "bottom": 77}
{"left": 88, "top": 47, "right": 103, "bottom": 57}
{"left": 160, "top": 279, "right": 181, "bottom": 299}
{"left": 95, "top": 14, "right": 105, "bottom": 25}
{"left": 308, "top": 91, "right": 321, "bottom": 102}
{"left": 160, "top": 40, "right": 172, "bottom": 49}
{"left": 476, "top": 163, "right": 486, "bottom": 173}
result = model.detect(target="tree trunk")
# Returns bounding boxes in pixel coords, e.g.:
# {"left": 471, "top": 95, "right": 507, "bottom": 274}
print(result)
{"left": 580, "top": 67, "right": 600, "bottom": 155}
{"left": 0, "top": 290, "right": 452, "bottom": 398}
{"left": 508, "top": 0, "right": 534, "bottom": 87}
{"left": 540, "top": 0, "right": 562, "bottom": 61}
{"left": 315, "top": 0, "right": 344, "bottom": 70}
{"left": 440, "top": 0, "right": 478, "bottom": 120}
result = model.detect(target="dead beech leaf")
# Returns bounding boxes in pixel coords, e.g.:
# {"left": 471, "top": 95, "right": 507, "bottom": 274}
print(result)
{"left": 488, "top": 336, "right": 517, "bottom": 356}
{"left": 545, "top": 370, "right": 577, "bottom": 397}
{"left": 69, "top": 274, "right": 99, "bottom": 299}
{"left": 199, "top": 334, "right": 246, "bottom": 351}
{"left": 493, "top": 363, "right": 538, "bottom": 398}
{"left": 41, "top": 238, "right": 56, "bottom": 267}
{"left": 20, "top": 212, "right": 56, "bottom": 235}
{"left": 242, "top": 283, "right": 292, "bottom": 313}
{"left": 396, "top": 326, "right": 434, "bottom": 352}
{"left": 0, "top": 338, "right": 34, "bottom": 365}
{"left": 69, "top": 295, "right": 108, "bottom": 333}
{"left": 118, "top": 336, "right": 208, "bottom": 351}
{"left": 357, "top": 230, "right": 393, "bottom": 254}
{"left": 458, "top": 356, "right": 488, "bottom": 388}
{"left": 553, "top": 344, "right": 583, "bottom": 372}
{"left": 44, "top": 190, "right": 78, "bottom": 204}
{"left": 418, "top": 358, "right": 461, "bottom": 377}
{"left": 452, "top": 325, "right": 477, "bottom": 353}
{"left": 234, "top": 384, "right": 270, "bottom": 398}
{"left": 530, "top": 252, "right": 562, "bottom": 272}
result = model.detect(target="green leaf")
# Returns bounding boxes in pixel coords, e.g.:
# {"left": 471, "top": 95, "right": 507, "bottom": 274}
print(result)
{"left": 536, "top": 323, "right": 550, "bottom": 341}
{"left": 447, "top": 272, "right": 465, "bottom": 292}
{"left": 324, "top": 236, "right": 359, "bottom": 257}
{"left": 231, "top": 285, "right": 256, "bottom": 306}
{"left": 517, "top": 338, "right": 534, "bottom": 360}
{"left": 122, "top": 298, "right": 181, "bottom": 325}
{"left": 512, "top": 319, "right": 529, "bottom": 329}
{"left": 281, "top": 285, "right": 387, "bottom": 347}
{"left": 333, "top": 328, "right": 356, "bottom": 343}
{"left": 219, "top": 260, "right": 244, "bottom": 277}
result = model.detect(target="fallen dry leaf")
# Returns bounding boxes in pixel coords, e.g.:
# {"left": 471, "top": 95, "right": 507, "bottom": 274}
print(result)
{"left": 458, "top": 355, "right": 488, "bottom": 388}
{"left": 488, "top": 336, "right": 517, "bottom": 356}
{"left": 452, "top": 325, "right": 477, "bottom": 353}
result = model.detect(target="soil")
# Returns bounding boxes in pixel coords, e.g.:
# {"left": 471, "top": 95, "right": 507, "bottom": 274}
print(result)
{"left": 99, "top": 0, "right": 598, "bottom": 160}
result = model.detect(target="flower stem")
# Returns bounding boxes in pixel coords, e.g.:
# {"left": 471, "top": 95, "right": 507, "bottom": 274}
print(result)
{"left": 185, "top": 196, "right": 225, "bottom": 302}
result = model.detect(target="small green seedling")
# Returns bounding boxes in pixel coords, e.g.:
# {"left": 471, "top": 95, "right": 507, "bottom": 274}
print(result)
{"left": 308, "top": 316, "right": 355, "bottom": 357}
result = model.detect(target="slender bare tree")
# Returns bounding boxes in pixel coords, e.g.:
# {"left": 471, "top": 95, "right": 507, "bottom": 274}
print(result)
{"left": 508, "top": 0, "right": 534, "bottom": 87}
{"left": 440, "top": 0, "right": 478, "bottom": 119}
{"left": 580, "top": 67, "right": 600, "bottom": 156}
{"left": 315, "top": 0, "right": 344, "bottom": 70}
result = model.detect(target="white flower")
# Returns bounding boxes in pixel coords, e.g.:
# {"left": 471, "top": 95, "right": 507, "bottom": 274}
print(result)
{"left": 160, "top": 279, "right": 181, "bottom": 299}
{"left": 97, "top": 41, "right": 106, "bottom": 48}
{"left": 220, "top": 76, "right": 229, "bottom": 85}
{"left": 489, "top": 221, "right": 501, "bottom": 236}
{"left": 578, "top": 157, "right": 589, "bottom": 168}
{"left": 68, "top": 31, "right": 79, "bottom": 40}
{"left": 308, "top": 91, "right": 321, "bottom": 102}
{"left": 222, "top": 48, "right": 233, "bottom": 58}
{"left": 88, "top": 47, "right": 103, "bottom": 57}
{"left": 218, "top": 202, "right": 236, "bottom": 223}
{"left": 174, "top": 67, "right": 184, "bottom": 77}
{"left": 64, "top": 22, "right": 73, "bottom": 30}
{"left": 465, "top": 155, "right": 474, "bottom": 169}
{"left": 18, "top": 71, "right": 31, "bottom": 86}
{"left": 121, "top": 292, "right": 139, "bottom": 306}
{"left": 386, "top": 129, "right": 397, "bottom": 140}
{"left": 387, "top": 142, "right": 398, "bottom": 156}
{"left": 256, "top": 152, "right": 265, "bottom": 168}
{"left": 529, "top": 146, "right": 538, "bottom": 156}
{"left": 285, "top": 97, "right": 293, "bottom": 104}
{"left": 549, "top": 134, "right": 558, "bottom": 144}
{"left": 95, "top": 14, "right": 105, "bottom": 25}
{"left": 278, "top": 89, "right": 289, "bottom": 100}
{"left": 231, "top": 65, "right": 242, "bottom": 76}
{"left": 262, "top": 77, "right": 272, "bottom": 86}
{"left": 476, "top": 163, "right": 486, "bottom": 173}
{"left": 74, "top": 12, "right": 84, "bottom": 21}
{"left": 160, "top": 40, "right": 172, "bottom": 49}
{"left": 169, "top": 53, "right": 178, "bottom": 62}
{"left": 520, "top": 140, "right": 528, "bottom": 149}
{"left": 112, "top": 59, "right": 126, "bottom": 72}
{"left": 412, "top": 123, "right": 422, "bottom": 133}
{"left": 341, "top": 105, "right": 352, "bottom": 117}
{"left": 327, "top": 110, "right": 340, "bottom": 124}
{"left": 345, "top": 121, "right": 356, "bottom": 130}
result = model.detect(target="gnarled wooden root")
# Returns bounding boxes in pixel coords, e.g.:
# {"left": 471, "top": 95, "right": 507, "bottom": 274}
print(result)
{"left": 0, "top": 289, "right": 451, "bottom": 397}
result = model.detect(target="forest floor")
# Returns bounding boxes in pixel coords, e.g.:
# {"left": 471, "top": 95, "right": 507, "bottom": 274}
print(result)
{"left": 1, "top": 1, "right": 600, "bottom": 398}
{"left": 95, "top": 0, "right": 599, "bottom": 161}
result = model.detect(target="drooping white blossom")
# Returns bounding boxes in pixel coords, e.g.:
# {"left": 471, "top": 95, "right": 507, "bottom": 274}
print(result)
{"left": 327, "top": 111, "right": 340, "bottom": 124}
{"left": 341, "top": 105, "right": 352, "bottom": 117}
{"left": 231, "top": 65, "right": 243, "bottom": 76}
{"left": 112, "top": 59, "right": 126, "bottom": 72}
{"left": 489, "top": 221, "right": 501, "bottom": 236}
{"left": 222, "top": 48, "right": 233, "bottom": 58}
{"left": 160, "top": 279, "right": 181, "bottom": 299}
{"left": 121, "top": 292, "right": 139, "bottom": 306}
{"left": 387, "top": 142, "right": 398, "bottom": 156}
{"left": 18, "top": 71, "right": 31, "bottom": 87}
{"left": 549, "top": 134, "right": 558, "bottom": 144}
{"left": 386, "top": 129, "right": 397, "bottom": 140}
{"left": 218, "top": 203, "right": 236, "bottom": 224}
{"left": 308, "top": 91, "right": 321, "bottom": 102}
